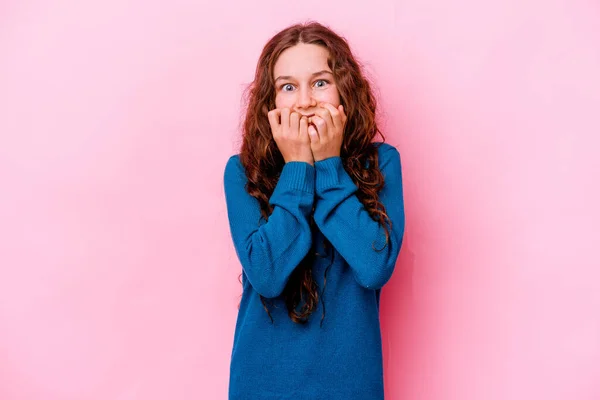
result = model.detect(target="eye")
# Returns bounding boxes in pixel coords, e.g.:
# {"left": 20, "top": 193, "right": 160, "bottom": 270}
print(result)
{"left": 314, "top": 79, "right": 329, "bottom": 88}
{"left": 281, "top": 83, "right": 295, "bottom": 92}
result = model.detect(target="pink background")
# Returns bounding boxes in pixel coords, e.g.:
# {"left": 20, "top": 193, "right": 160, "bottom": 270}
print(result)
{"left": 1, "top": 1, "right": 599, "bottom": 399}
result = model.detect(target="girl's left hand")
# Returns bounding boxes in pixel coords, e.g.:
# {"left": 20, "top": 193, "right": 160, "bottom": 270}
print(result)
{"left": 307, "top": 102, "right": 347, "bottom": 162}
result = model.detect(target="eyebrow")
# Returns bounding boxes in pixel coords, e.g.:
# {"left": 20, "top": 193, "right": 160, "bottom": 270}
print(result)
{"left": 274, "top": 70, "right": 333, "bottom": 83}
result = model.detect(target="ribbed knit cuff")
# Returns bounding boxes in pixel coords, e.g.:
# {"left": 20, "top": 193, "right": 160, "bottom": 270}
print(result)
{"left": 314, "top": 156, "right": 355, "bottom": 192}
{"left": 277, "top": 161, "right": 315, "bottom": 193}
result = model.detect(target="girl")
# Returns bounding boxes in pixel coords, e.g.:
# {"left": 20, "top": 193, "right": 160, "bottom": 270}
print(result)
{"left": 223, "top": 21, "right": 405, "bottom": 399}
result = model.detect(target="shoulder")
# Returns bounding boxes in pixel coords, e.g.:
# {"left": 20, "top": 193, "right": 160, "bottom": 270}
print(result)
{"left": 371, "top": 141, "right": 401, "bottom": 162}
{"left": 223, "top": 154, "right": 245, "bottom": 182}
{"left": 225, "top": 154, "right": 242, "bottom": 168}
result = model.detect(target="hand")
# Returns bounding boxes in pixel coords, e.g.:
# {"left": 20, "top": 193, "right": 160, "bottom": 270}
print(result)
{"left": 268, "top": 108, "right": 314, "bottom": 166}
{"left": 307, "top": 102, "right": 347, "bottom": 162}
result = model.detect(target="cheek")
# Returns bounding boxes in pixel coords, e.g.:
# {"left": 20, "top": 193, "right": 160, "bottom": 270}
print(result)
{"left": 317, "top": 88, "right": 341, "bottom": 107}
{"left": 275, "top": 94, "right": 294, "bottom": 109}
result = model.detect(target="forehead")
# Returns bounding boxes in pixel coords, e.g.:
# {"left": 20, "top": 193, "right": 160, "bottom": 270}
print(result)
{"left": 273, "top": 43, "right": 331, "bottom": 78}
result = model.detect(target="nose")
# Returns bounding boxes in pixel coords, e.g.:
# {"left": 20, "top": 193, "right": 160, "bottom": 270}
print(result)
{"left": 296, "top": 86, "right": 316, "bottom": 110}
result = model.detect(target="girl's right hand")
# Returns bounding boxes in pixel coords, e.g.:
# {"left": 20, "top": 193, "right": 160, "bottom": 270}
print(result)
{"left": 268, "top": 108, "right": 314, "bottom": 166}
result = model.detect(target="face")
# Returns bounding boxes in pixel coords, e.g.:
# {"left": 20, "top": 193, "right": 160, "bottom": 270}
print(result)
{"left": 273, "top": 43, "right": 341, "bottom": 115}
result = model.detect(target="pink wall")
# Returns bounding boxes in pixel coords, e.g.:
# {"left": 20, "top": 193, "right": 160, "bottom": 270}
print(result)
{"left": 1, "top": 1, "right": 599, "bottom": 399}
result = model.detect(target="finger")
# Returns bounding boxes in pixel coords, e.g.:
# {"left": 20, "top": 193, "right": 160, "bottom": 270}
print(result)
{"left": 281, "top": 108, "right": 291, "bottom": 134}
{"left": 309, "top": 115, "right": 327, "bottom": 140}
{"left": 313, "top": 107, "right": 335, "bottom": 134}
{"left": 267, "top": 108, "right": 281, "bottom": 131}
{"left": 290, "top": 111, "right": 300, "bottom": 135}
{"left": 319, "top": 102, "right": 342, "bottom": 130}
{"left": 338, "top": 104, "right": 347, "bottom": 125}
{"left": 299, "top": 116, "right": 309, "bottom": 143}
{"left": 308, "top": 123, "right": 319, "bottom": 144}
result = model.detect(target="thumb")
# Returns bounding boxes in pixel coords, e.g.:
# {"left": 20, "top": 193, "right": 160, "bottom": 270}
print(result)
{"left": 308, "top": 124, "right": 319, "bottom": 144}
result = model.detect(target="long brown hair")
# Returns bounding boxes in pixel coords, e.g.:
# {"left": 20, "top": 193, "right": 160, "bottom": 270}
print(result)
{"left": 238, "top": 21, "right": 392, "bottom": 326}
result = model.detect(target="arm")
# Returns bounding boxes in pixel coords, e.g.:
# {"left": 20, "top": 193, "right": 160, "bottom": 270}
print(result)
{"left": 223, "top": 155, "right": 315, "bottom": 298}
{"left": 313, "top": 143, "right": 405, "bottom": 290}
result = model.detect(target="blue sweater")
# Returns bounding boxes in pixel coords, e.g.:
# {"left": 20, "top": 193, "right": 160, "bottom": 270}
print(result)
{"left": 223, "top": 142, "right": 405, "bottom": 399}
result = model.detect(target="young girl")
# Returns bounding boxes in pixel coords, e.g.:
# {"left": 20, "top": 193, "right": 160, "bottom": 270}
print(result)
{"left": 223, "top": 21, "right": 405, "bottom": 399}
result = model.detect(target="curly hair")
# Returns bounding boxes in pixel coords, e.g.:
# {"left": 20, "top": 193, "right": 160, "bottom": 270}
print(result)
{"left": 238, "top": 21, "right": 392, "bottom": 326}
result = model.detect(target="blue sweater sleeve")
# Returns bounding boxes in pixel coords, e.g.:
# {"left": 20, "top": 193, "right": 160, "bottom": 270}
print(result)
{"left": 223, "top": 155, "right": 315, "bottom": 298}
{"left": 313, "top": 143, "right": 405, "bottom": 290}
